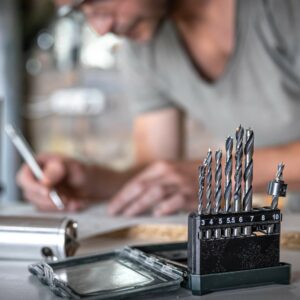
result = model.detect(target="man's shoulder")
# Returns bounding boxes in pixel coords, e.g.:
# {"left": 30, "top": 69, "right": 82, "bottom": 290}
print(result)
{"left": 119, "top": 21, "right": 177, "bottom": 71}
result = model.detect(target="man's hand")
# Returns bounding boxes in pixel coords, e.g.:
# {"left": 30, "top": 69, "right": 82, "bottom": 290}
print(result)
{"left": 108, "top": 160, "right": 199, "bottom": 217}
{"left": 17, "top": 154, "right": 125, "bottom": 212}
{"left": 17, "top": 154, "right": 93, "bottom": 211}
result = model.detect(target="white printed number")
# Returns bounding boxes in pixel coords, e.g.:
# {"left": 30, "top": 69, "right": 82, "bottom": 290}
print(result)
{"left": 226, "top": 217, "right": 236, "bottom": 224}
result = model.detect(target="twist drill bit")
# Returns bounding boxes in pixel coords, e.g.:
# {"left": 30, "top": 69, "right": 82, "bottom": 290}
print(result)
{"left": 243, "top": 129, "right": 254, "bottom": 212}
{"left": 224, "top": 137, "right": 233, "bottom": 213}
{"left": 205, "top": 149, "right": 213, "bottom": 215}
{"left": 243, "top": 129, "right": 254, "bottom": 236}
{"left": 233, "top": 125, "right": 244, "bottom": 237}
{"left": 271, "top": 163, "right": 285, "bottom": 209}
{"left": 214, "top": 150, "right": 222, "bottom": 239}
{"left": 205, "top": 150, "right": 212, "bottom": 239}
{"left": 214, "top": 150, "right": 222, "bottom": 214}
{"left": 198, "top": 165, "right": 206, "bottom": 215}
{"left": 224, "top": 136, "right": 233, "bottom": 238}
{"left": 234, "top": 125, "right": 244, "bottom": 213}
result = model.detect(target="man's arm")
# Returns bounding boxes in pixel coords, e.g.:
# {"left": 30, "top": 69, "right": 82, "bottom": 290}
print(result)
{"left": 134, "top": 107, "right": 185, "bottom": 164}
{"left": 254, "top": 141, "right": 300, "bottom": 192}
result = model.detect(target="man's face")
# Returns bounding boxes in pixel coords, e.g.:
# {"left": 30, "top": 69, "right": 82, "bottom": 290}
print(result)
{"left": 58, "top": 0, "right": 170, "bottom": 42}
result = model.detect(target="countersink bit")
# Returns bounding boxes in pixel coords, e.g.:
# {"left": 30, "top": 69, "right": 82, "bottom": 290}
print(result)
{"left": 224, "top": 137, "right": 233, "bottom": 213}
{"left": 224, "top": 136, "right": 233, "bottom": 238}
{"left": 243, "top": 129, "right": 254, "bottom": 236}
{"left": 271, "top": 163, "right": 285, "bottom": 209}
{"left": 198, "top": 165, "right": 206, "bottom": 215}
{"left": 267, "top": 163, "right": 287, "bottom": 234}
{"left": 205, "top": 149, "right": 213, "bottom": 215}
{"left": 233, "top": 125, "right": 244, "bottom": 237}
{"left": 214, "top": 150, "right": 222, "bottom": 214}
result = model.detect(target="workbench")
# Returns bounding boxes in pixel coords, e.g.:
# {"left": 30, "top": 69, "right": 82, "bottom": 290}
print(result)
{"left": 0, "top": 204, "right": 300, "bottom": 300}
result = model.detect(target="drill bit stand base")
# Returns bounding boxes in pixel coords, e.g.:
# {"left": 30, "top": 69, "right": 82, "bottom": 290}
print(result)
{"left": 187, "top": 126, "right": 291, "bottom": 296}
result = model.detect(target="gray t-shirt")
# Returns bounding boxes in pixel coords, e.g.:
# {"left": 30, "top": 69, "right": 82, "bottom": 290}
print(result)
{"left": 118, "top": 0, "right": 300, "bottom": 147}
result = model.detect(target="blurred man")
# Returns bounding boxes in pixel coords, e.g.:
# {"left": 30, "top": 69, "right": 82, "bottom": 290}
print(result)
{"left": 18, "top": 0, "right": 300, "bottom": 216}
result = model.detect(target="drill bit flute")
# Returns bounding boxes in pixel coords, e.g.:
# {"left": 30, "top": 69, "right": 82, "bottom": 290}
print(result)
{"left": 214, "top": 150, "right": 222, "bottom": 214}
{"left": 198, "top": 164, "right": 206, "bottom": 239}
{"left": 224, "top": 136, "right": 233, "bottom": 237}
{"left": 205, "top": 149, "right": 212, "bottom": 215}
{"left": 233, "top": 125, "right": 244, "bottom": 236}
{"left": 198, "top": 165, "right": 206, "bottom": 215}
{"left": 243, "top": 129, "right": 254, "bottom": 235}
{"left": 205, "top": 150, "right": 212, "bottom": 239}
{"left": 224, "top": 137, "right": 233, "bottom": 212}
{"left": 214, "top": 150, "right": 222, "bottom": 238}
{"left": 271, "top": 163, "right": 285, "bottom": 209}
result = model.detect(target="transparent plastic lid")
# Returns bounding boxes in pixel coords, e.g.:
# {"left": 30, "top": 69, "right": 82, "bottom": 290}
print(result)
{"left": 29, "top": 246, "right": 184, "bottom": 299}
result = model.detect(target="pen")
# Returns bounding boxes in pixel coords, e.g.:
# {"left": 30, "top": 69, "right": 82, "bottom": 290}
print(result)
{"left": 5, "top": 124, "right": 65, "bottom": 210}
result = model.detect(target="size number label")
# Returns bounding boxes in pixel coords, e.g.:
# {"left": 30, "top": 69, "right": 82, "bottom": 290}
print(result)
{"left": 199, "top": 211, "right": 280, "bottom": 228}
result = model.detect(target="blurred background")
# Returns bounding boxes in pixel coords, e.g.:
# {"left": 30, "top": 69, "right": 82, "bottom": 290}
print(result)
{"left": 0, "top": 0, "right": 215, "bottom": 204}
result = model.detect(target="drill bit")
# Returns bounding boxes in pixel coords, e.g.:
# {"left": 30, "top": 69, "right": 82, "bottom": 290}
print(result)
{"left": 233, "top": 125, "right": 244, "bottom": 237}
{"left": 224, "top": 136, "right": 233, "bottom": 238}
{"left": 214, "top": 150, "right": 222, "bottom": 214}
{"left": 271, "top": 163, "right": 285, "bottom": 209}
{"left": 198, "top": 165, "right": 206, "bottom": 215}
{"left": 214, "top": 150, "right": 222, "bottom": 239}
{"left": 224, "top": 137, "right": 233, "bottom": 213}
{"left": 243, "top": 129, "right": 254, "bottom": 235}
{"left": 205, "top": 149, "right": 213, "bottom": 215}
{"left": 267, "top": 163, "right": 287, "bottom": 234}
{"left": 234, "top": 125, "right": 244, "bottom": 213}
{"left": 243, "top": 129, "right": 254, "bottom": 212}
{"left": 205, "top": 150, "right": 212, "bottom": 239}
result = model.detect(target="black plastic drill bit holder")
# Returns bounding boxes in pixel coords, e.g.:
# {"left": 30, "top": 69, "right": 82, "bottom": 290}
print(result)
{"left": 187, "top": 208, "right": 291, "bottom": 295}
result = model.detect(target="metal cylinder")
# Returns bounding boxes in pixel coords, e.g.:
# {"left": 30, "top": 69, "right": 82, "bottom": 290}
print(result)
{"left": 0, "top": 216, "right": 78, "bottom": 260}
